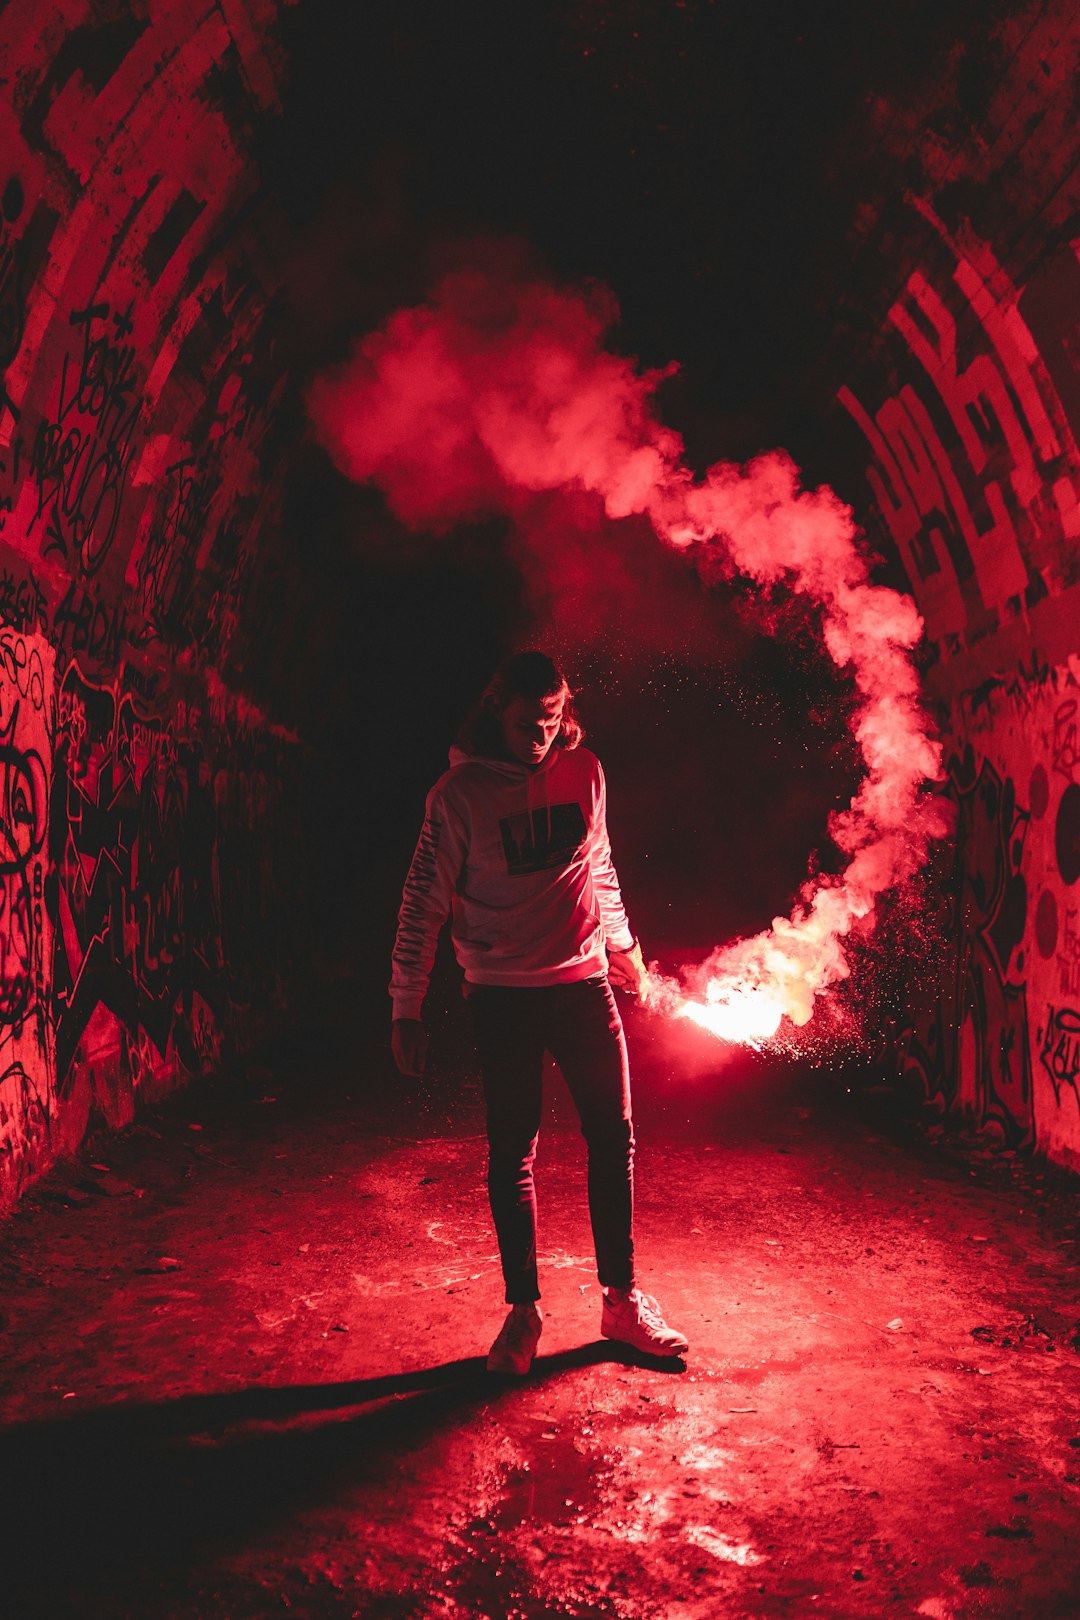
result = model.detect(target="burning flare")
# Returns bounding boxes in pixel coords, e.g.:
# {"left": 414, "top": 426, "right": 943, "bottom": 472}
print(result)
{"left": 308, "top": 265, "right": 950, "bottom": 1047}
{"left": 680, "top": 987, "right": 786, "bottom": 1050}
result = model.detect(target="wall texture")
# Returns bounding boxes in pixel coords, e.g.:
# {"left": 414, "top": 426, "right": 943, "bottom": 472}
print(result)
{"left": 0, "top": 0, "right": 305, "bottom": 1208}
{"left": 827, "top": 0, "right": 1080, "bottom": 1163}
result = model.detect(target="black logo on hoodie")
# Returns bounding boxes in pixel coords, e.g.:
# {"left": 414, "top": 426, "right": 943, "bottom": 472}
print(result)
{"left": 499, "top": 803, "right": 587, "bottom": 875}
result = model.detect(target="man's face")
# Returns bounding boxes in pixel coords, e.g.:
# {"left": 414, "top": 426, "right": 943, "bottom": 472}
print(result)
{"left": 499, "top": 689, "right": 567, "bottom": 766}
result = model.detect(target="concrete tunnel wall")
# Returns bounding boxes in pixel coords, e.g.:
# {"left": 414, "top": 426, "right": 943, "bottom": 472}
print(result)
{"left": 0, "top": 0, "right": 314, "bottom": 1210}
{"left": 819, "top": 0, "right": 1080, "bottom": 1165}
{"left": 0, "top": 1, "right": 1077, "bottom": 1205}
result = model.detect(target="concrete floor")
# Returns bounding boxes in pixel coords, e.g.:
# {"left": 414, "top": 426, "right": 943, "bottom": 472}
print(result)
{"left": 4, "top": 1015, "right": 1080, "bottom": 1619}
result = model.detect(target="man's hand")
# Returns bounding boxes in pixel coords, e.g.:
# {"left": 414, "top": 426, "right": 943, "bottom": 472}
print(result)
{"left": 607, "top": 939, "right": 647, "bottom": 1000}
{"left": 391, "top": 1018, "right": 429, "bottom": 1077}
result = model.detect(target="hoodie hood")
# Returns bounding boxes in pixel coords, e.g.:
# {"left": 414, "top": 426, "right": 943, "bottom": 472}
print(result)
{"left": 448, "top": 742, "right": 564, "bottom": 779}
{"left": 449, "top": 741, "right": 561, "bottom": 846}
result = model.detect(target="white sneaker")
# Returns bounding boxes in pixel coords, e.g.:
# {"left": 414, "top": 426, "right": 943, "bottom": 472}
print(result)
{"left": 487, "top": 1303, "right": 543, "bottom": 1374}
{"left": 602, "top": 1287, "right": 688, "bottom": 1357}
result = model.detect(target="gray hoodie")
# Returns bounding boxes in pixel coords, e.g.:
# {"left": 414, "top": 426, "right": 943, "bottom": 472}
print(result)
{"left": 390, "top": 743, "right": 635, "bottom": 1020}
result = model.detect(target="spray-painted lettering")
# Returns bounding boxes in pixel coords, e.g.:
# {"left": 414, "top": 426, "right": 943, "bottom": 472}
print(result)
{"left": 1059, "top": 911, "right": 1080, "bottom": 1001}
{"left": 49, "top": 665, "right": 268, "bottom": 1088}
{"left": 0, "top": 566, "right": 47, "bottom": 638}
{"left": 136, "top": 452, "right": 217, "bottom": 634}
{"left": 0, "top": 631, "right": 45, "bottom": 712}
{"left": 52, "top": 580, "right": 127, "bottom": 666}
{"left": 1051, "top": 700, "right": 1078, "bottom": 783}
{"left": 0, "top": 634, "right": 52, "bottom": 1088}
{"left": 0, "top": 742, "right": 47, "bottom": 1027}
{"left": 29, "top": 301, "right": 141, "bottom": 576}
{"left": 1038, "top": 1005, "right": 1080, "bottom": 1096}
{"left": 839, "top": 223, "right": 1080, "bottom": 655}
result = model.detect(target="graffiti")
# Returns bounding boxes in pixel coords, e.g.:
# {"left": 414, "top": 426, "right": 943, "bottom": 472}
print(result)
{"left": 0, "top": 634, "right": 54, "bottom": 1193}
{"left": 1002, "top": 650, "right": 1058, "bottom": 710}
{"left": 170, "top": 987, "right": 223, "bottom": 1079}
{"left": 0, "top": 1061, "right": 50, "bottom": 1171}
{"left": 51, "top": 578, "right": 128, "bottom": 665}
{"left": 963, "top": 650, "right": 1061, "bottom": 736}
{"left": 205, "top": 521, "right": 254, "bottom": 660}
{"left": 0, "top": 20, "right": 304, "bottom": 1211}
{"left": 900, "top": 754, "right": 1034, "bottom": 1147}
{"left": 0, "top": 175, "right": 27, "bottom": 427}
{"left": 0, "top": 436, "right": 20, "bottom": 531}
{"left": 0, "top": 175, "right": 29, "bottom": 547}
{"left": 839, "top": 217, "right": 1080, "bottom": 657}
{"left": 0, "top": 567, "right": 131, "bottom": 669}
{"left": 123, "top": 664, "right": 158, "bottom": 703}
{"left": 1052, "top": 700, "right": 1079, "bottom": 783}
{"left": 48, "top": 663, "right": 259, "bottom": 1088}
{"left": 0, "top": 565, "right": 48, "bottom": 637}
{"left": 0, "top": 629, "right": 46, "bottom": 712}
{"left": 0, "top": 723, "right": 48, "bottom": 1027}
{"left": 135, "top": 450, "right": 217, "bottom": 637}
{"left": 1037, "top": 1005, "right": 1080, "bottom": 1099}
{"left": 1059, "top": 911, "right": 1080, "bottom": 1000}
{"left": 28, "top": 300, "right": 140, "bottom": 576}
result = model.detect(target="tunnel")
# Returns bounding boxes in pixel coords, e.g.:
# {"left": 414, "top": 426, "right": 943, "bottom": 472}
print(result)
{"left": 1, "top": 2, "right": 1080, "bottom": 1615}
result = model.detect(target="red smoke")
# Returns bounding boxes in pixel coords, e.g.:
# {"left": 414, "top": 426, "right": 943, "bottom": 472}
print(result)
{"left": 308, "top": 272, "right": 680, "bottom": 529}
{"left": 308, "top": 265, "right": 950, "bottom": 1044}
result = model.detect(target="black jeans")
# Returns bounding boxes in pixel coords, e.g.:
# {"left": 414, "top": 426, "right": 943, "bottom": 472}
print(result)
{"left": 468, "top": 976, "right": 635, "bottom": 1304}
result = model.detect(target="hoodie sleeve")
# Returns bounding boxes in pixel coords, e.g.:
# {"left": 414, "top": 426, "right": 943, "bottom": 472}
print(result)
{"left": 390, "top": 783, "right": 468, "bottom": 1021}
{"left": 589, "top": 760, "right": 635, "bottom": 953}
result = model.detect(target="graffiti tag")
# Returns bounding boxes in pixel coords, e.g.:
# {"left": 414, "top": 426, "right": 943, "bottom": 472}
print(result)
{"left": 0, "top": 630, "right": 45, "bottom": 712}
{"left": 0, "top": 566, "right": 47, "bottom": 637}
{"left": 838, "top": 218, "right": 1079, "bottom": 657}
{"left": 136, "top": 451, "right": 216, "bottom": 635}
{"left": 52, "top": 579, "right": 128, "bottom": 664}
{"left": 0, "top": 734, "right": 48, "bottom": 1030}
{"left": 29, "top": 301, "right": 140, "bottom": 575}
{"left": 1038, "top": 1004, "right": 1080, "bottom": 1097}
{"left": 1059, "top": 910, "right": 1080, "bottom": 1000}
{"left": 1052, "top": 700, "right": 1078, "bottom": 783}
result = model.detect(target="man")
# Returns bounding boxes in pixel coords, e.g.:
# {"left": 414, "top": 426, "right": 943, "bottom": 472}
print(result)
{"left": 391, "top": 650, "right": 687, "bottom": 1374}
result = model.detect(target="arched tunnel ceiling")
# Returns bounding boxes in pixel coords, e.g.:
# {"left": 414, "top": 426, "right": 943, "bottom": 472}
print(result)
{"left": 0, "top": 0, "right": 313, "bottom": 721}
{"left": 266, "top": 3, "right": 1074, "bottom": 421}
{"left": 267, "top": 0, "right": 1080, "bottom": 736}
{"left": 4, "top": 0, "right": 1076, "bottom": 730}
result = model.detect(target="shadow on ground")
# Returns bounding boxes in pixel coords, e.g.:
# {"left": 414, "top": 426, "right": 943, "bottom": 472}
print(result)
{"left": 10, "top": 1343, "right": 683, "bottom": 1610}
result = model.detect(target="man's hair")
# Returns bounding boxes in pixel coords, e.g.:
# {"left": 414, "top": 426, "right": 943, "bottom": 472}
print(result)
{"left": 456, "top": 650, "right": 584, "bottom": 757}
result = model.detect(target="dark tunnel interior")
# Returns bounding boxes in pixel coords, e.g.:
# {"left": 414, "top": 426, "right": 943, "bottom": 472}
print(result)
{"left": 2, "top": 2, "right": 1080, "bottom": 1615}
{"left": 274, "top": 0, "right": 975, "bottom": 1028}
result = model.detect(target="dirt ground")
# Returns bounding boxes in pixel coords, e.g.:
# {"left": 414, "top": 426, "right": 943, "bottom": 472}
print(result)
{"left": 4, "top": 1009, "right": 1080, "bottom": 1619}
